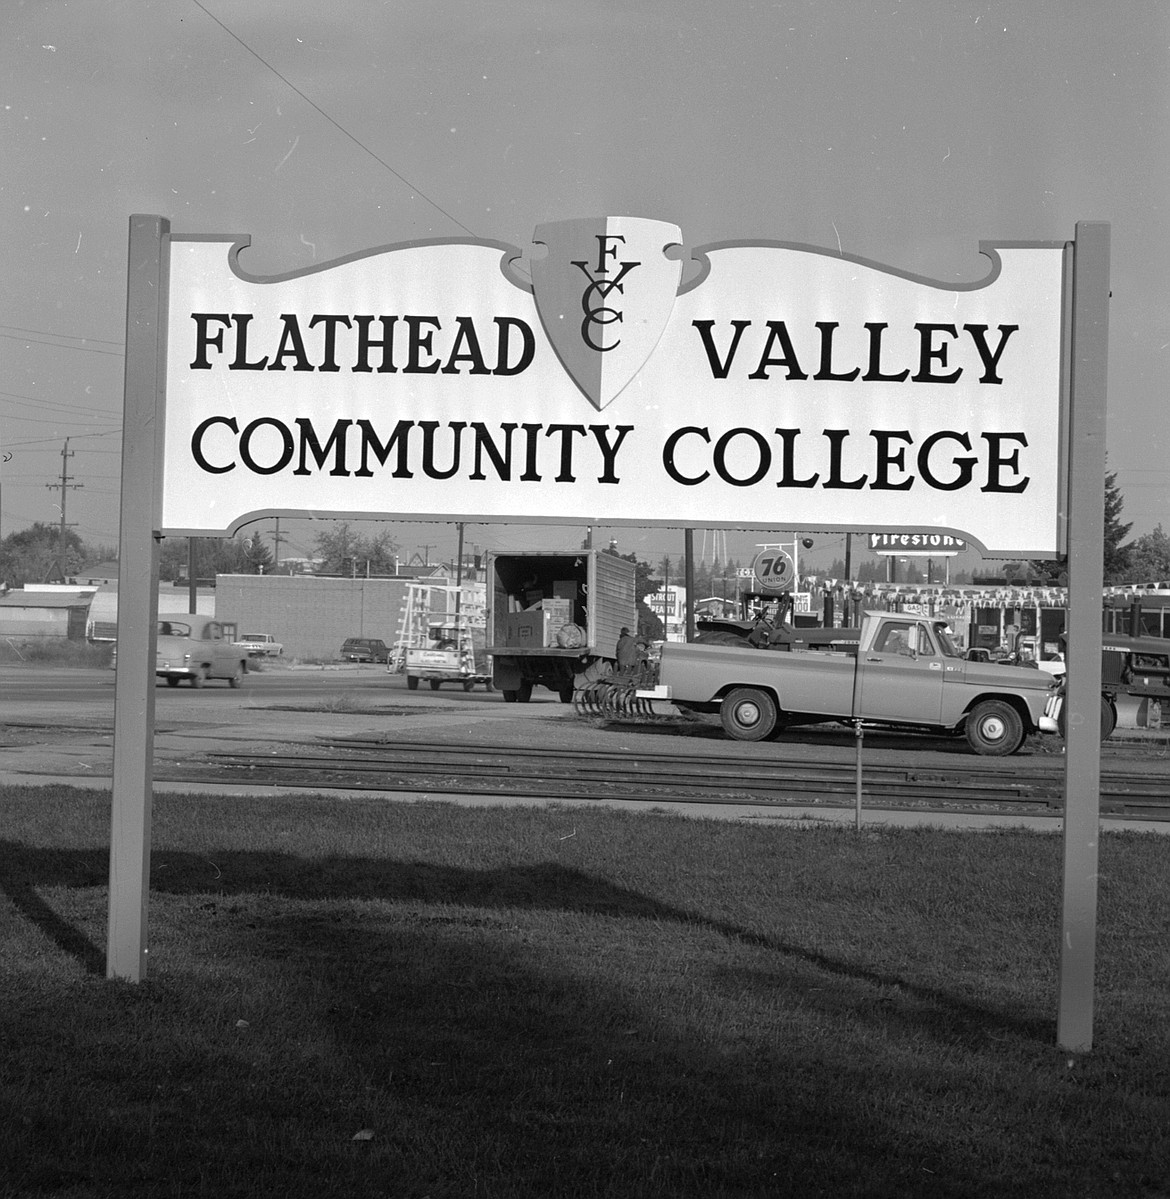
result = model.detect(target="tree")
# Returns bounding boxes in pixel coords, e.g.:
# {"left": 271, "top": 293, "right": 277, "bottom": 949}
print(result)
{"left": 1103, "top": 467, "right": 1133, "bottom": 583}
{"left": 157, "top": 535, "right": 273, "bottom": 582}
{"left": 312, "top": 522, "right": 399, "bottom": 576}
{"left": 241, "top": 531, "right": 274, "bottom": 574}
{"left": 1028, "top": 465, "right": 1133, "bottom": 585}
{"left": 0, "top": 522, "right": 84, "bottom": 586}
{"left": 1127, "top": 524, "right": 1170, "bottom": 582}
{"left": 854, "top": 558, "right": 888, "bottom": 583}
{"left": 360, "top": 530, "right": 400, "bottom": 576}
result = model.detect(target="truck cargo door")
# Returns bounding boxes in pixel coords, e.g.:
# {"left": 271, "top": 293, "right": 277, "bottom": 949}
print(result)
{"left": 854, "top": 621, "right": 945, "bottom": 725}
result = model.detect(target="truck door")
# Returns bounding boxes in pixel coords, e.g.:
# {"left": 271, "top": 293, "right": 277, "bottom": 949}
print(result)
{"left": 854, "top": 620, "right": 946, "bottom": 725}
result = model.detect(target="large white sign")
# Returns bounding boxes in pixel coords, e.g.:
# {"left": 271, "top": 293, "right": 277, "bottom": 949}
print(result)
{"left": 162, "top": 218, "right": 1067, "bottom": 555}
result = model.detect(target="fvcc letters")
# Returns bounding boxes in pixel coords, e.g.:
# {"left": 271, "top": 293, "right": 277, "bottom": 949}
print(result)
{"left": 162, "top": 217, "right": 1067, "bottom": 556}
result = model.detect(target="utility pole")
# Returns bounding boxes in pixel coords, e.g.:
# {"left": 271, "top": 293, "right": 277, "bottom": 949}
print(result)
{"left": 46, "top": 437, "right": 82, "bottom": 581}
{"left": 273, "top": 518, "right": 284, "bottom": 570}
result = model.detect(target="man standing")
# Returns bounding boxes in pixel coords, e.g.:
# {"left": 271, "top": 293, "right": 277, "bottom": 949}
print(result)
{"left": 616, "top": 626, "right": 639, "bottom": 671}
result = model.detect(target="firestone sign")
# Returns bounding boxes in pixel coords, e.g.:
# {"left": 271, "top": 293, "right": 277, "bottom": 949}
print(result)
{"left": 162, "top": 217, "right": 1067, "bottom": 555}
{"left": 869, "top": 531, "right": 968, "bottom": 556}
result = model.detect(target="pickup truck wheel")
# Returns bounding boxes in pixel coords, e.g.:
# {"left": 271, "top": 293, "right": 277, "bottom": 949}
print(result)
{"left": 558, "top": 683, "right": 575, "bottom": 704}
{"left": 463, "top": 680, "right": 474, "bottom": 692}
{"left": 516, "top": 681, "right": 533, "bottom": 703}
{"left": 503, "top": 689, "right": 518, "bottom": 703}
{"left": 430, "top": 679, "right": 441, "bottom": 691}
{"left": 165, "top": 677, "right": 180, "bottom": 688}
{"left": 721, "top": 687, "right": 779, "bottom": 742}
{"left": 965, "top": 699, "right": 1024, "bottom": 756}
{"left": 228, "top": 664, "right": 244, "bottom": 689}
{"left": 406, "top": 676, "right": 419, "bottom": 690}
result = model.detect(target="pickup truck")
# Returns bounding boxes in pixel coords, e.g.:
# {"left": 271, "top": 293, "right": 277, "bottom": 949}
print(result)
{"left": 403, "top": 619, "right": 492, "bottom": 691}
{"left": 232, "top": 632, "right": 283, "bottom": 658}
{"left": 658, "top": 610, "right": 1061, "bottom": 755}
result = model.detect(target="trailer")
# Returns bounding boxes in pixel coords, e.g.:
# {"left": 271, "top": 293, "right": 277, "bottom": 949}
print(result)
{"left": 484, "top": 549, "right": 638, "bottom": 703}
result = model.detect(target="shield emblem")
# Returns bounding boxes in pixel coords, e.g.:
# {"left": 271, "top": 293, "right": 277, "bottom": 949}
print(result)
{"left": 529, "top": 217, "right": 683, "bottom": 411}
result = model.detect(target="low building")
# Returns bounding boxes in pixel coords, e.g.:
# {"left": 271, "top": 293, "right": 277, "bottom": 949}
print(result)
{"left": 0, "top": 589, "right": 95, "bottom": 641}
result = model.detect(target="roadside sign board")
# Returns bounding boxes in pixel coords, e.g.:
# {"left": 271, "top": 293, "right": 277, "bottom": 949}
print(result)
{"left": 751, "top": 547, "right": 795, "bottom": 591}
{"left": 161, "top": 220, "right": 1067, "bottom": 558}
{"left": 869, "top": 532, "right": 967, "bottom": 556}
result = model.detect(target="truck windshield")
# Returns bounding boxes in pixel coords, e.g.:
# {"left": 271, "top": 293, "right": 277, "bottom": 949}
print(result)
{"left": 932, "top": 623, "right": 963, "bottom": 658}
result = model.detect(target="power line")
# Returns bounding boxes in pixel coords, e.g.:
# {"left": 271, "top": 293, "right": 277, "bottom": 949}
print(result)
{"left": 0, "top": 331, "right": 124, "bottom": 356}
{"left": 1, "top": 414, "right": 119, "bottom": 428}
{"left": 1, "top": 389, "right": 124, "bottom": 418}
{"left": 190, "top": 0, "right": 477, "bottom": 238}
{"left": 2, "top": 433, "right": 119, "bottom": 449}
{"left": 0, "top": 323, "right": 124, "bottom": 348}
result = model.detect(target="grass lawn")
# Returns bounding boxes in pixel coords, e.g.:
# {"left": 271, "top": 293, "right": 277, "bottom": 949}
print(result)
{"left": 1, "top": 785, "right": 1168, "bottom": 1198}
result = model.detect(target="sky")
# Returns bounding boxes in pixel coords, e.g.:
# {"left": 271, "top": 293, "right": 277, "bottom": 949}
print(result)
{"left": 3, "top": 0, "right": 1168, "bottom": 578}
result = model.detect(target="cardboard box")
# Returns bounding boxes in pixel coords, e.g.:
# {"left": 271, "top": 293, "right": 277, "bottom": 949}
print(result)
{"left": 540, "top": 598, "right": 574, "bottom": 630}
{"left": 506, "top": 610, "right": 552, "bottom": 647}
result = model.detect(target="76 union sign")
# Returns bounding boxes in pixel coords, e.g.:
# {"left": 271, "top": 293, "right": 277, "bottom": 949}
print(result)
{"left": 162, "top": 217, "right": 1068, "bottom": 556}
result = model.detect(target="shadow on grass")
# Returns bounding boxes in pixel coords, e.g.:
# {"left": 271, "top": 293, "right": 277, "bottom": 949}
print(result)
{"left": 1, "top": 901, "right": 1041, "bottom": 1199}
{"left": 0, "top": 838, "right": 1052, "bottom": 1049}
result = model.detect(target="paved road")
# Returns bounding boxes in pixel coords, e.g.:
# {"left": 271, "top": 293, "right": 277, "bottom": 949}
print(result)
{"left": 3, "top": 661, "right": 1168, "bottom": 832}
{"left": 0, "top": 660, "right": 519, "bottom": 706}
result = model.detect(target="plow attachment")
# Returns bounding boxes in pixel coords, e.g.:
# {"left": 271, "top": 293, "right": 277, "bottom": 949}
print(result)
{"left": 573, "top": 665, "right": 667, "bottom": 721}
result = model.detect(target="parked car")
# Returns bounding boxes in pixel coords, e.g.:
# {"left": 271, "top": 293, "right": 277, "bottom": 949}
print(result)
{"left": 232, "top": 632, "right": 283, "bottom": 657}
{"left": 156, "top": 616, "right": 248, "bottom": 688}
{"left": 340, "top": 637, "right": 391, "bottom": 663}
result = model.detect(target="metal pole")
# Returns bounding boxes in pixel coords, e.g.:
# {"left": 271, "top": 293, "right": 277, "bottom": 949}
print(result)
{"left": 1057, "top": 222, "right": 1110, "bottom": 1053}
{"left": 108, "top": 214, "right": 168, "bottom": 982}
{"left": 187, "top": 538, "right": 197, "bottom": 613}
{"left": 854, "top": 720, "right": 865, "bottom": 831}
{"left": 684, "top": 529, "right": 695, "bottom": 641}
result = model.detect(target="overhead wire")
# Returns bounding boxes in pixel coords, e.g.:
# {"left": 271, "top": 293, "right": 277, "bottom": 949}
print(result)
{"left": 0, "top": 323, "right": 124, "bottom": 350}
{"left": 190, "top": 0, "right": 478, "bottom": 239}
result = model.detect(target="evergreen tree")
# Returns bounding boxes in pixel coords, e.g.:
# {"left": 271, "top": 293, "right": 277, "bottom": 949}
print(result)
{"left": 241, "top": 531, "right": 275, "bottom": 574}
{"left": 1103, "top": 467, "right": 1133, "bottom": 583}
{"left": 1028, "top": 465, "right": 1132, "bottom": 585}
{"left": 1127, "top": 524, "right": 1170, "bottom": 582}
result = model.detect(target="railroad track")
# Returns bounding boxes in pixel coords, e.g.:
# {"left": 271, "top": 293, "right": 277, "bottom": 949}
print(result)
{"left": 179, "top": 736, "right": 1170, "bottom": 821}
